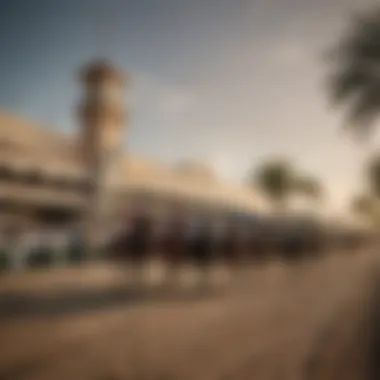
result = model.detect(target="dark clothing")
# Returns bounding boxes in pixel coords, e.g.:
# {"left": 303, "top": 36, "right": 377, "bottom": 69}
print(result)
{"left": 281, "top": 233, "right": 303, "bottom": 260}
{"left": 128, "top": 216, "right": 152, "bottom": 262}
{"left": 249, "top": 232, "right": 268, "bottom": 262}
{"left": 68, "top": 230, "right": 85, "bottom": 262}
{"left": 163, "top": 222, "right": 187, "bottom": 265}
{"left": 221, "top": 236, "right": 239, "bottom": 264}
{"left": 189, "top": 227, "right": 213, "bottom": 267}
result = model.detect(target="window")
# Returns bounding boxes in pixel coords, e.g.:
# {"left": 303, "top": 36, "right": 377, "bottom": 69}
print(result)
{"left": 0, "top": 165, "right": 15, "bottom": 181}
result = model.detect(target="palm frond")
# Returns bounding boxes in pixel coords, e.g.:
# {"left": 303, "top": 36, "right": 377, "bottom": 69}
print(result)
{"left": 328, "top": 5, "right": 380, "bottom": 135}
{"left": 344, "top": 86, "right": 380, "bottom": 138}
{"left": 295, "top": 176, "right": 322, "bottom": 200}
{"left": 251, "top": 158, "right": 294, "bottom": 205}
{"left": 351, "top": 193, "right": 373, "bottom": 215}
{"left": 329, "top": 63, "right": 372, "bottom": 106}
{"left": 367, "top": 154, "right": 380, "bottom": 198}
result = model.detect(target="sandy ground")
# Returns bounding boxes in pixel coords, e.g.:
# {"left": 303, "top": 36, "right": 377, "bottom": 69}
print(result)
{"left": 0, "top": 260, "right": 231, "bottom": 296}
{"left": 0, "top": 250, "right": 379, "bottom": 380}
{"left": 0, "top": 263, "right": 130, "bottom": 295}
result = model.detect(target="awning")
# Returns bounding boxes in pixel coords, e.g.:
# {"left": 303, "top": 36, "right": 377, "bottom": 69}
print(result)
{"left": 0, "top": 183, "right": 88, "bottom": 209}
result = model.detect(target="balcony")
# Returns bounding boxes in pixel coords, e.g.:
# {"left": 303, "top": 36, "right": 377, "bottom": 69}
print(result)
{"left": 0, "top": 182, "right": 88, "bottom": 209}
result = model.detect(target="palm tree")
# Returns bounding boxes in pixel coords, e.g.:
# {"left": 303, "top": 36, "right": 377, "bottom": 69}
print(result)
{"left": 349, "top": 155, "right": 380, "bottom": 228}
{"left": 250, "top": 158, "right": 322, "bottom": 213}
{"left": 367, "top": 154, "right": 380, "bottom": 197}
{"left": 351, "top": 193, "right": 380, "bottom": 226}
{"left": 328, "top": 5, "right": 380, "bottom": 137}
{"left": 350, "top": 155, "right": 380, "bottom": 225}
{"left": 295, "top": 175, "right": 323, "bottom": 203}
{"left": 250, "top": 159, "right": 295, "bottom": 212}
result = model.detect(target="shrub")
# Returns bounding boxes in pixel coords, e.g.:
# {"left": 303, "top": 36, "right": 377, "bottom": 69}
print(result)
{"left": 26, "top": 247, "right": 54, "bottom": 268}
{"left": 0, "top": 250, "right": 9, "bottom": 271}
{"left": 67, "top": 244, "right": 86, "bottom": 264}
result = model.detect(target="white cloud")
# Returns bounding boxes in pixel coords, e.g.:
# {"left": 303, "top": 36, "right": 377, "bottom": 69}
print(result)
{"left": 155, "top": 92, "right": 194, "bottom": 120}
{"left": 131, "top": 74, "right": 194, "bottom": 122}
{"left": 206, "top": 152, "right": 249, "bottom": 182}
{"left": 268, "top": 39, "right": 310, "bottom": 67}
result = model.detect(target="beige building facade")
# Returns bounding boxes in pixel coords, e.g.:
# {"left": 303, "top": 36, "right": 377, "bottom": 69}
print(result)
{"left": 0, "top": 60, "right": 267, "bottom": 227}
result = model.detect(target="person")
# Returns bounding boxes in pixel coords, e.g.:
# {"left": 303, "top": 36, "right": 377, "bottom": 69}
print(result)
{"left": 0, "top": 222, "right": 18, "bottom": 270}
{"left": 3, "top": 223, "right": 16, "bottom": 252}
{"left": 68, "top": 224, "right": 85, "bottom": 263}
{"left": 128, "top": 211, "right": 153, "bottom": 285}
{"left": 249, "top": 222, "right": 266, "bottom": 263}
{"left": 107, "top": 213, "right": 131, "bottom": 262}
{"left": 25, "top": 225, "right": 47, "bottom": 268}
{"left": 189, "top": 219, "right": 214, "bottom": 287}
{"left": 161, "top": 212, "right": 188, "bottom": 286}
{"left": 221, "top": 222, "right": 242, "bottom": 276}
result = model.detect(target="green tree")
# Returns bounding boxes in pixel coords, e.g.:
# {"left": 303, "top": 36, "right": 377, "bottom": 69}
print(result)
{"left": 250, "top": 159, "right": 294, "bottom": 212}
{"left": 250, "top": 159, "right": 322, "bottom": 212}
{"left": 328, "top": 5, "right": 380, "bottom": 137}
{"left": 350, "top": 155, "right": 380, "bottom": 226}
{"left": 367, "top": 154, "right": 380, "bottom": 197}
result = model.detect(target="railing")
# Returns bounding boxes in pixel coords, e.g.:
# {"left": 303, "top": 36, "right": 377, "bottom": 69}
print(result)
{"left": 0, "top": 232, "right": 88, "bottom": 272}
{"left": 0, "top": 222, "right": 372, "bottom": 275}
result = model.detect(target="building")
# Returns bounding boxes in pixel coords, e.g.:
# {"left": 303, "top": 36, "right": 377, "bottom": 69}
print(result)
{"left": 0, "top": 60, "right": 267, "bottom": 229}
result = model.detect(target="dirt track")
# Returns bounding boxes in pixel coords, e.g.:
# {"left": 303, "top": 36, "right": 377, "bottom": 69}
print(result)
{"left": 0, "top": 251, "right": 379, "bottom": 380}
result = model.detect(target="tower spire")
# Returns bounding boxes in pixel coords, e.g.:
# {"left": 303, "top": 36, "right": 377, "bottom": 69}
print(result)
{"left": 78, "top": 59, "right": 127, "bottom": 242}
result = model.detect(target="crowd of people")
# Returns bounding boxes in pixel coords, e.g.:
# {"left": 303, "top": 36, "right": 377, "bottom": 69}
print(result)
{"left": 108, "top": 211, "right": 334, "bottom": 269}
{"left": 0, "top": 210, "right": 372, "bottom": 275}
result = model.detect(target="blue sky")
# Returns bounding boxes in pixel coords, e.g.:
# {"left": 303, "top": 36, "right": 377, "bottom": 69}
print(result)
{"left": 0, "top": 0, "right": 378, "bottom": 214}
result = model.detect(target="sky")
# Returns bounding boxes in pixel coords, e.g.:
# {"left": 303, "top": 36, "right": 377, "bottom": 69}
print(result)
{"left": 0, "top": 0, "right": 378, "bottom": 215}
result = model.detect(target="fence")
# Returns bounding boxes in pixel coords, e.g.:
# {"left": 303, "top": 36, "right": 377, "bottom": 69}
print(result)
{"left": 0, "top": 220, "right": 370, "bottom": 274}
{"left": 0, "top": 231, "right": 90, "bottom": 272}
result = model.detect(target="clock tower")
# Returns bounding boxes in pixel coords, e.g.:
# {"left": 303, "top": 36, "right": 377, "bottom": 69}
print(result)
{"left": 78, "top": 59, "right": 126, "bottom": 177}
{"left": 78, "top": 60, "right": 127, "bottom": 231}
